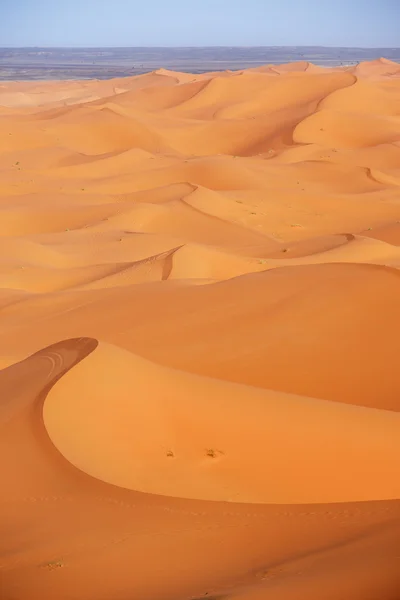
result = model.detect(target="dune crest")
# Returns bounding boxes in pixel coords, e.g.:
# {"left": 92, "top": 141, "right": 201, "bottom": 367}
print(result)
{"left": 42, "top": 340, "right": 400, "bottom": 504}
{"left": 1, "top": 59, "right": 400, "bottom": 599}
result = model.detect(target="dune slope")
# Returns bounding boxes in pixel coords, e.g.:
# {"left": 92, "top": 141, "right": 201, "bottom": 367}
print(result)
{"left": 0, "top": 59, "right": 400, "bottom": 599}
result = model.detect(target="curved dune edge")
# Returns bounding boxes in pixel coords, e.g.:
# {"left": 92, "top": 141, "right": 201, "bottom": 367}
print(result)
{"left": 1, "top": 261, "right": 399, "bottom": 411}
{"left": 42, "top": 339, "right": 400, "bottom": 505}
{"left": 0, "top": 337, "right": 399, "bottom": 600}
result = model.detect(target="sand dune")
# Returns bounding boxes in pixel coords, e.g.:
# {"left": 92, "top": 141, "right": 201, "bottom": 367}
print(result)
{"left": 0, "top": 59, "right": 399, "bottom": 599}
{"left": 43, "top": 340, "right": 400, "bottom": 504}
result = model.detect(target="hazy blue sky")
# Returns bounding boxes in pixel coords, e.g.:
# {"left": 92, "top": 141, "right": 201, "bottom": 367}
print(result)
{"left": 1, "top": 0, "right": 399, "bottom": 47}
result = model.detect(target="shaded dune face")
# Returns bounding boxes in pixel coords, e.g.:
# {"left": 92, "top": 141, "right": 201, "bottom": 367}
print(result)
{"left": 0, "top": 58, "right": 400, "bottom": 599}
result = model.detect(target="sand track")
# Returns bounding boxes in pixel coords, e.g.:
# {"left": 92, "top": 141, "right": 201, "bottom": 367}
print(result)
{"left": 1, "top": 59, "right": 400, "bottom": 599}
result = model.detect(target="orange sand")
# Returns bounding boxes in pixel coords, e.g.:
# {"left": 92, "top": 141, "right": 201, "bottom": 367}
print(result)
{"left": 0, "top": 58, "right": 400, "bottom": 599}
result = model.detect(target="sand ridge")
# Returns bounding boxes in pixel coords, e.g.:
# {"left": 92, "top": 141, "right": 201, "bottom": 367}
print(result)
{"left": 0, "top": 59, "right": 400, "bottom": 599}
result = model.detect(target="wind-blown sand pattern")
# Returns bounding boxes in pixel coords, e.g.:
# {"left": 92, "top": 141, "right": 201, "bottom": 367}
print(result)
{"left": 1, "top": 58, "right": 400, "bottom": 599}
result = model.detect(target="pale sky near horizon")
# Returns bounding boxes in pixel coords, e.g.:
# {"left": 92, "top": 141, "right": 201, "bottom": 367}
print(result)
{"left": 1, "top": 0, "right": 399, "bottom": 47}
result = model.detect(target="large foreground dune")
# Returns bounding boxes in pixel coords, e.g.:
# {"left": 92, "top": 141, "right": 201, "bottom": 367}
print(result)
{"left": 0, "top": 58, "right": 400, "bottom": 599}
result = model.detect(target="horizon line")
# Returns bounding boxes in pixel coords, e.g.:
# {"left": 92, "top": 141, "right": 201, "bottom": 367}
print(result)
{"left": 1, "top": 45, "right": 399, "bottom": 50}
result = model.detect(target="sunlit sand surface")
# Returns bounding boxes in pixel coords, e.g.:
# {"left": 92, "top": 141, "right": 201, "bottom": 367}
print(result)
{"left": 1, "top": 58, "right": 400, "bottom": 600}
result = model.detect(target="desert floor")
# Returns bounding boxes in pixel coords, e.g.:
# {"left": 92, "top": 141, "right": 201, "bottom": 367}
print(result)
{"left": 0, "top": 58, "right": 400, "bottom": 599}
